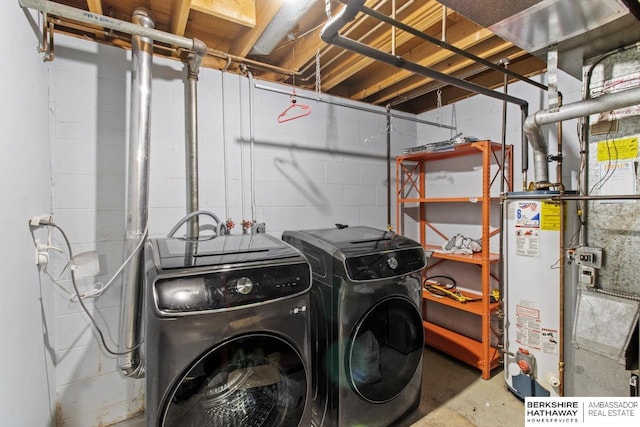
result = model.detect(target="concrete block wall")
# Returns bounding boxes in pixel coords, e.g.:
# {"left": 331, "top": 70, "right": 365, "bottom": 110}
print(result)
{"left": 45, "top": 34, "right": 418, "bottom": 426}
{"left": 1, "top": 3, "right": 56, "bottom": 426}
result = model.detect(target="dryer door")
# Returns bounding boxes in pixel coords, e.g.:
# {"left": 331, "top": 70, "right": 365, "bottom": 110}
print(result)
{"left": 160, "top": 334, "right": 308, "bottom": 427}
{"left": 346, "top": 296, "right": 423, "bottom": 403}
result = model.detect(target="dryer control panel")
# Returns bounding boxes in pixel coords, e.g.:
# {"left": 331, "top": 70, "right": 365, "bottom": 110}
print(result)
{"left": 153, "top": 261, "right": 311, "bottom": 315}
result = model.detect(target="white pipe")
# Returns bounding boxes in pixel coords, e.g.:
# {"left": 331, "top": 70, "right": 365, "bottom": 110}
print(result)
{"left": 239, "top": 74, "right": 247, "bottom": 227}
{"left": 18, "top": 0, "right": 207, "bottom": 73}
{"left": 248, "top": 71, "right": 257, "bottom": 224}
{"left": 222, "top": 72, "right": 230, "bottom": 225}
{"left": 524, "top": 85, "right": 640, "bottom": 185}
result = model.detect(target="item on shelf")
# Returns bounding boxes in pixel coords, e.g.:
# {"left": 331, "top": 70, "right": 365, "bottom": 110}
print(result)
{"left": 424, "top": 277, "right": 481, "bottom": 304}
{"left": 401, "top": 135, "right": 479, "bottom": 154}
{"left": 438, "top": 234, "right": 482, "bottom": 255}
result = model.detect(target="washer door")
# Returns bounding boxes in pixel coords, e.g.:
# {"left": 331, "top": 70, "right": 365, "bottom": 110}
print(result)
{"left": 346, "top": 296, "right": 423, "bottom": 403}
{"left": 160, "top": 334, "right": 307, "bottom": 427}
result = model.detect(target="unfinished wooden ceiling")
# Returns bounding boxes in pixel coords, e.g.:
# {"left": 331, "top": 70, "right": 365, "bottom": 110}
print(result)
{"left": 39, "top": 0, "right": 547, "bottom": 114}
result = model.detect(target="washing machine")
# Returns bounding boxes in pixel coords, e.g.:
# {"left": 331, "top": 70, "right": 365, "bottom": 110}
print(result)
{"left": 144, "top": 233, "right": 312, "bottom": 427}
{"left": 282, "top": 226, "right": 427, "bottom": 427}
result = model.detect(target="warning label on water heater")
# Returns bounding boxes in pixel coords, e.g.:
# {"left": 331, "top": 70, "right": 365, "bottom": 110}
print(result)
{"left": 515, "top": 202, "right": 541, "bottom": 257}
{"left": 516, "top": 302, "right": 541, "bottom": 350}
{"left": 516, "top": 202, "right": 541, "bottom": 227}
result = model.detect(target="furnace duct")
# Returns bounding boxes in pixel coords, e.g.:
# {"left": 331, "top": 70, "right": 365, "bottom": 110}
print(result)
{"left": 250, "top": 0, "right": 316, "bottom": 55}
{"left": 524, "top": 86, "right": 640, "bottom": 185}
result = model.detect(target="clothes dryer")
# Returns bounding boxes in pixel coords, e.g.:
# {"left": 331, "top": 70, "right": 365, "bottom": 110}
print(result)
{"left": 144, "top": 233, "right": 312, "bottom": 427}
{"left": 282, "top": 226, "right": 427, "bottom": 427}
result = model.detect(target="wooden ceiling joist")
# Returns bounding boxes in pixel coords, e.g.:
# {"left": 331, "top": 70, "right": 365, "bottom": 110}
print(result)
{"left": 36, "top": 0, "right": 548, "bottom": 114}
{"left": 348, "top": 22, "right": 495, "bottom": 101}
{"left": 191, "top": 0, "right": 256, "bottom": 27}
{"left": 169, "top": 0, "right": 191, "bottom": 36}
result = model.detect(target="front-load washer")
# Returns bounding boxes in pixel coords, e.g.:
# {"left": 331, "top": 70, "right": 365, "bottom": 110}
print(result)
{"left": 144, "top": 233, "right": 312, "bottom": 427}
{"left": 282, "top": 226, "right": 427, "bottom": 427}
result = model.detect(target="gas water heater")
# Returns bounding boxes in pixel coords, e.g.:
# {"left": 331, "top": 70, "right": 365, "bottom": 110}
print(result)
{"left": 503, "top": 191, "right": 578, "bottom": 398}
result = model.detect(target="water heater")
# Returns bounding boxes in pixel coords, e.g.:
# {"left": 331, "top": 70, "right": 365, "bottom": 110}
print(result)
{"left": 503, "top": 191, "right": 578, "bottom": 398}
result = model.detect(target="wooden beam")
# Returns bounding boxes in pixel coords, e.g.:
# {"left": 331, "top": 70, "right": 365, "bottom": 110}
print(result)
{"left": 363, "top": 36, "right": 512, "bottom": 105}
{"left": 349, "top": 20, "right": 493, "bottom": 101}
{"left": 229, "top": 0, "right": 284, "bottom": 57}
{"left": 86, "top": 0, "right": 102, "bottom": 15}
{"left": 170, "top": 0, "right": 192, "bottom": 36}
{"left": 397, "top": 55, "right": 546, "bottom": 113}
{"left": 369, "top": 45, "right": 526, "bottom": 106}
{"left": 191, "top": 0, "right": 256, "bottom": 27}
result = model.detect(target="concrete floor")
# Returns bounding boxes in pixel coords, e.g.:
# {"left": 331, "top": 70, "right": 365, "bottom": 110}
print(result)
{"left": 112, "top": 346, "right": 524, "bottom": 427}
{"left": 403, "top": 347, "right": 524, "bottom": 427}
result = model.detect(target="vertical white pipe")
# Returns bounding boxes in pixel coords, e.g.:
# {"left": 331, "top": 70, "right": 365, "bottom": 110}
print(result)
{"left": 248, "top": 71, "right": 257, "bottom": 224}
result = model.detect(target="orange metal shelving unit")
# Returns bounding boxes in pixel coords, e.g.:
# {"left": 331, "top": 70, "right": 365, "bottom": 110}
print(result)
{"left": 396, "top": 140, "right": 513, "bottom": 379}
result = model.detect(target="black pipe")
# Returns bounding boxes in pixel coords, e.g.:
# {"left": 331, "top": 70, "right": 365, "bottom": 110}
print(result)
{"left": 360, "top": 4, "right": 548, "bottom": 91}
{"left": 321, "top": 0, "right": 530, "bottom": 112}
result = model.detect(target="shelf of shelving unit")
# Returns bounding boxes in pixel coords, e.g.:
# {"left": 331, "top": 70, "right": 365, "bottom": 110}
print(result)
{"left": 396, "top": 140, "right": 513, "bottom": 380}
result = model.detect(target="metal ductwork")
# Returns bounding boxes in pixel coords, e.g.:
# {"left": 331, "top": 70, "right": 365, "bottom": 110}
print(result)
{"left": 437, "top": 0, "right": 640, "bottom": 79}
{"left": 430, "top": 0, "right": 640, "bottom": 186}
{"left": 524, "top": 86, "right": 640, "bottom": 185}
{"left": 250, "top": 0, "right": 316, "bottom": 55}
{"left": 117, "top": 8, "right": 154, "bottom": 378}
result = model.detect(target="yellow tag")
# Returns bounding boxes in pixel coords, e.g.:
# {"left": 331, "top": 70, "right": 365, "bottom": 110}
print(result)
{"left": 541, "top": 201, "right": 561, "bottom": 231}
{"left": 597, "top": 136, "right": 638, "bottom": 161}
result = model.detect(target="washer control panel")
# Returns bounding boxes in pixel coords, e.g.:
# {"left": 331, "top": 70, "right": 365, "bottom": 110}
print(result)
{"left": 154, "top": 261, "right": 311, "bottom": 314}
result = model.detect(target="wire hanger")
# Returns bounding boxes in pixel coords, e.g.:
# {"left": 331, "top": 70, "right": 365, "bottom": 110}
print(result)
{"left": 278, "top": 58, "right": 311, "bottom": 123}
{"left": 278, "top": 91, "right": 311, "bottom": 123}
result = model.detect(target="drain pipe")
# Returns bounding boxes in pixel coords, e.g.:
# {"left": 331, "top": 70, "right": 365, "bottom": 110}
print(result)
{"left": 524, "top": 86, "right": 640, "bottom": 186}
{"left": 118, "top": 8, "right": 154, "bottom": 379}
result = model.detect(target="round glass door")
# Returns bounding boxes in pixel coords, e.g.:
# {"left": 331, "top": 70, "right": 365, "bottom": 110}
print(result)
{"left": 346, "top": 296, "right": 423, "bottom": 403}
{"left": 161, "top": 334, "right": 307, "bottom": 427}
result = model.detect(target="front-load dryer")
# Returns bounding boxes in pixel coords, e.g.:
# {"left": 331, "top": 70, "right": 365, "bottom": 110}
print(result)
{"left": 282, "top": 226, "right": 427, "bottom": 427}
{"left": 144, "top": 233, "right": 312, "bottom": 427}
